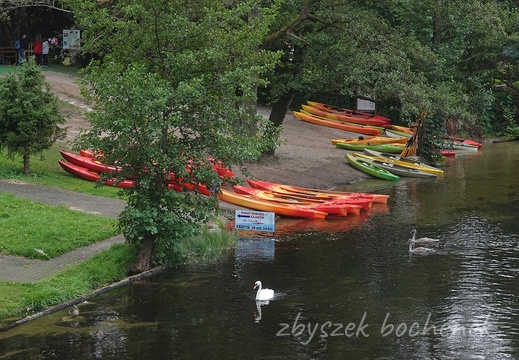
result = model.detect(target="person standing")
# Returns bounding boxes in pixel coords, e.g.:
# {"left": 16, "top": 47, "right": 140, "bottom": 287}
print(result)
{"left": 17, "top": 34, "right": 28, "bottom": 65}
{"left": 33, "top": 34, "right": 42, "bottom": 66}
{"left": 41, "top": 37, "right": 49, "bottom": 67}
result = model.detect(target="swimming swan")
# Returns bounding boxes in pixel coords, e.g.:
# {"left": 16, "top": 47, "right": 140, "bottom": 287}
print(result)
{"left": 254, "top": 281, "right": 274, "bottom": 301}
{"left": 408, "top": 239, "right": 435, "bottom": 254}
{"left": 410, "top": 229, "right": 440, "bottom": 243}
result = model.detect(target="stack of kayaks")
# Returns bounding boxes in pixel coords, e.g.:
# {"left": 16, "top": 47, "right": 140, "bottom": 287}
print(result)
{"left": 58, "top": 150, "right": 233, "bottom": 191}
{"left": 306, "top": 101, "right": 392, "bottom": 125}
{"left": 349, "top": 149, "right": 443, "bottom": 178}
{"left": 345, "top": 153, "right": 400, "bottom": 181}
{"left": 58, "top": 151, "right": 391, "bottom": 219}
{"left": 293, "top": 110, "right": 383, "bottom": 136}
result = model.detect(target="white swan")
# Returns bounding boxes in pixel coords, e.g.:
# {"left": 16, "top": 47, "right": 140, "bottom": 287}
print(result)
{"left": 254, "top": 281, "right": 274, "bottom": 301}
{"left": 410, "top": 229, "right": 440, "bottom": 243}
{"left": 408, "top": 239, "right": 435, "bottom": 254}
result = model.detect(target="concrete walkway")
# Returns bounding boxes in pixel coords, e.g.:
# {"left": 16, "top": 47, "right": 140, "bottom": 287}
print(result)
{"left": 0, "top": 180, "right": 126, "bottom": 283}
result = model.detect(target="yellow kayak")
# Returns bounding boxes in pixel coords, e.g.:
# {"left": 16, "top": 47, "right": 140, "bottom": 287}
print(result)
{"left": 331, "top": 136, "right": 409, "bottom": 145}
{"left": 352, "top": 152, "right": 444, "bottom": 177}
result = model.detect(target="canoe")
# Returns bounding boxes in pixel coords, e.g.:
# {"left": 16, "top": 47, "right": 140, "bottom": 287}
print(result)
{"left": 353, "top": 152, "right": 444, "bottom": 177}
{"left": 233, "top": 185, "right": 373, "bottom": 215}
{"left": 210, "top": 187, "right": 328, "bottom": 219}
{"left": 335, "top": 142, "right": 406, "bottom": 153}
{"left": 331, "top": 136, "right": 409, "bottom": 145}
{"left": 301, "top": 104, "right": 390, "bottom": 127}
{"left": 293, "top": 111, "right": 382, "bottom": 136}
{"left": 352, "top": 154, "right": 437, "bottom": 178}
{"left": 58, "top": 160, "right": 135, "bottom": 189}
{"left": 306, "top": 101, "right": 391, "bottom": 124}
{"left": 345, "top": 153, "right": 400, "bottom": 181}
{"left": 60, "top": 150, "right": 121, "bottom": 174}
{"left": 246, "top": 179, "right": 389, "bottom": 204}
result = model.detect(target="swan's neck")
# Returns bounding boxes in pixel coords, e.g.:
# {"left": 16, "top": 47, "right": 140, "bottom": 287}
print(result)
{"left": 411, "top": 231, "right": 416, "bottom": 241}
{"left": 255, "top": 283, "right": 262, "bottom": 299}
{"left": 408, "top": 241, "right": 414, "bottom": 252}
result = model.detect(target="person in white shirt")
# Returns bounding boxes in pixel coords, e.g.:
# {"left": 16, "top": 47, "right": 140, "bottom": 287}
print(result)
{"left": 41, "top": 38, "right": 50, "bottom": 67}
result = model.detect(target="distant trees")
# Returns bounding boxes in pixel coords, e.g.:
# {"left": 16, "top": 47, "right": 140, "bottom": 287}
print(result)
{"left": 0, "top": 60, "right": 66, "bottom": 174}
{"left": 261, "top": 0, "right": 519, "bottom": 157}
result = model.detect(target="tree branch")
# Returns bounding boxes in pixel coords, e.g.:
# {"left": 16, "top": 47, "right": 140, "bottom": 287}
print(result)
{"left": 262, "top": 0, "right": 320, "bottom": 47}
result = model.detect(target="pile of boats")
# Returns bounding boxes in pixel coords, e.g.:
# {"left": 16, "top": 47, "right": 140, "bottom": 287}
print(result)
{"left": 295, "top": 101, "right": 482, "bottom": 153}
{"left": 293, "top": 101, "right": 484, "bottom": 181}
{"left": 58, "top": 150, "right": 389, "bottom": 219}
{"left": 345, "top": 150, "right": 444, "bottom": 181}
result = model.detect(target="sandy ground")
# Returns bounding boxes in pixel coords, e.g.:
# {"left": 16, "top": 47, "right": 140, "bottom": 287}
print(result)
{"left": 44, "top": 71, "right": 367, "bottom": 190}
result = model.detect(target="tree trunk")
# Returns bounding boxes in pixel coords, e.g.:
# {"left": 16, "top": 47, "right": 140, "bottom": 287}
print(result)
{"left": 23, "top": 153, "right": 30, "bottom": 175}
{"left": 127, "top": 234, "right": 155, "bottom": 275}
{"left": 263, "top": 92, "right": 294, "bottom": 155}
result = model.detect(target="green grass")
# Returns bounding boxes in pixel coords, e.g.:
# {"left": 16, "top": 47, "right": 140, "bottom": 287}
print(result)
{"left": 178, "top": 227, "right": 237, "bottom": 263}
{"left": 0, "top": 243, "right": 134, "bottom": 318}
{"left": 0, "top": 193, "right": 117, "bottom": 259}
{"left": 0, "top": 227, "right": 237, "bottom": 318}
{"left": 0, "top": 143, "right": 123, "bottom": 199}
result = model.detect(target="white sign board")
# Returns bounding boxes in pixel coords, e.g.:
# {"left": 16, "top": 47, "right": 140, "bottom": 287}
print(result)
{"left": 63, "top": 30, "right": 81, "bottom": 49}
{"left": 235, "top": 210, "right": 275, "bottom": 233}
{"left": 357, "top": 98, "right": 375, "bottom": 112}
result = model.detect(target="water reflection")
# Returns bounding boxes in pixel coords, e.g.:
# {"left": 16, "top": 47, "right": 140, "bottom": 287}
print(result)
{"left": 1, "top": 142, "right": 519, "bottom": 359}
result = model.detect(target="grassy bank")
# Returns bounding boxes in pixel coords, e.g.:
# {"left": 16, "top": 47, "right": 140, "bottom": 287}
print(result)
{"left": 0, "top": 228, "right": 236, "bottom": 319}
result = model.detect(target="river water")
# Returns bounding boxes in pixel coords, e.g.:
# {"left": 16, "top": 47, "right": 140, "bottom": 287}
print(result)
{"left": 1, "top": 142, "right": 518, "bottom": 359}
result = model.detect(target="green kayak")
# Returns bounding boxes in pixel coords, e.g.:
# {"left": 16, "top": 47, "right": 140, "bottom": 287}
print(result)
{"left": 345, "top": 153, "right": 400, "bottom": 181}
{"left": 336, "top": 142, "right": 405, "bottom": 154}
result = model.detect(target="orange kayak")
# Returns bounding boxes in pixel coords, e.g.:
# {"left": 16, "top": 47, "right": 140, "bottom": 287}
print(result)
{"left": 331, "top": 136, "right": 409, "bottom": 146}
{"left": 293, "top": 111, "right": 382, "bottom": 136}
{"left": 247, "top": 179, "right": 389, "bottom": 204}
{"left": 302, "top": 104, "right": 390, "bottom": 127}
{"left": 306, "top": 101, "right": 391, "bottom": 124}
{"left": 210, "top": 187, "right": 328, "bottom": 219}
{"left": 232, "top": 185, "right": 371, "bottom": 216}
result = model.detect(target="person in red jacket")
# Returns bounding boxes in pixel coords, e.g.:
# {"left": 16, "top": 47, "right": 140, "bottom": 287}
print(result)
{"left": 33, "top": 34, "right": 42, "bottom": 66}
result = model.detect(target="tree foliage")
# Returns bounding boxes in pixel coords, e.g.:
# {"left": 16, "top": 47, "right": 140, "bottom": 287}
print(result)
{"left": 65, "top": 0, "right": 281, "bottom": 272}
{"left": 0, "top": 59, "right": 66, "bottom": 174}
{"left": 260, "top": 0, "right": 519, "bottom": 159}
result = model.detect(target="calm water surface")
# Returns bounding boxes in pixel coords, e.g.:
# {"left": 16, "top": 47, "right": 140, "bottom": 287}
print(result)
{"left": 1, "top": 142, "right": 519, "bottom": 359}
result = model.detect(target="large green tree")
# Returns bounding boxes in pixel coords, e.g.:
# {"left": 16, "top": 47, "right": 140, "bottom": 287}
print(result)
{"left": 65, "top": 0, "right": 281, "bottom": 273}
{"left": 0, "top": 60, "right": 66, "bottom": 174}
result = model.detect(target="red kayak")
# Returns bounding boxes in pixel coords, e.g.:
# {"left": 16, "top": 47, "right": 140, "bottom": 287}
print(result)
{"left": 60, "top": 150, "right": 121, "bottom": 174}
{"left": 58, "top": 160, "right": 135, "bottom": 189}
{"left": 302, "top": 104, "right": 390, "bottom": 128}
{"left": 306, "top": 101, "right": 391, "bottom": 124}
{"left": 78, "top": 149, "right": 234, "bottom": 179}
